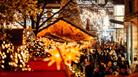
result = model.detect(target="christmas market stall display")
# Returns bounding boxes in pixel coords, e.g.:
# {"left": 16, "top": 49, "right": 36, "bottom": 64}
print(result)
{"left": 35, "top": 19, "right": 95, "bottom": 77}
{"left": 0, "top": 29, "right": 31, "bottom": 71}
{"left": 0, "top": 19, "right": 95, "bottom": 77}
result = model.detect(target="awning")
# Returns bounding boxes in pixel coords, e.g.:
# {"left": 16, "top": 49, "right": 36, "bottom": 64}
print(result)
{"left": 37, "top": 19, "right": 94, "bottom": 41}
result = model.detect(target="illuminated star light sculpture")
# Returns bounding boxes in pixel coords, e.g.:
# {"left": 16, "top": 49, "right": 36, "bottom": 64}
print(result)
{"left": 43, "top": 43, "right": 81, "bottom": 70}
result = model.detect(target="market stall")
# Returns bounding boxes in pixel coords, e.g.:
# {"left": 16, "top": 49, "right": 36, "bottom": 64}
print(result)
{"left": 32, "top": 19, "right": 96, "bottom": 77}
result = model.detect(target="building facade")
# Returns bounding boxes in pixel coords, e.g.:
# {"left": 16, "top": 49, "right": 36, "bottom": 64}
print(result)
{"left": 124, "top": 0, "right": 138, "bottom": 64}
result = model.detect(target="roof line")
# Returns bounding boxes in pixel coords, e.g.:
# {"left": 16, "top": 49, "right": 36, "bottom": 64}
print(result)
{"left": 37, "top": 18, "right": 96, "bottom": 37}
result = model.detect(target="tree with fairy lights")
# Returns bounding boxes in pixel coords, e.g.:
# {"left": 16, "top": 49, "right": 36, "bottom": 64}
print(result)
{"left": 0, "top": 35, "right": 30, "bottom": 71}
{"left": 0, "top": 40, "right": 13, "bottom": 70}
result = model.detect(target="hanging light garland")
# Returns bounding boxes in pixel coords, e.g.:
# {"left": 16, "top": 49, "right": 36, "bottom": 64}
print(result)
{"left": 80, "top": 3, "right": 113, "bottom": 42}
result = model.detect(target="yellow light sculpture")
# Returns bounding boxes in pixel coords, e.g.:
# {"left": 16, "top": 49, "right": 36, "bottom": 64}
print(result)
{"left": 43, "top": 43, "right": 81, "bottom": 70}
{"left": 41, "top": 38, "right": 83, "bottom": 70}
{"left": 44, "top": 47, "right": 62, "bottom": 70}
{"left": 63, "top": 47, "right": 81, "bottom": 66}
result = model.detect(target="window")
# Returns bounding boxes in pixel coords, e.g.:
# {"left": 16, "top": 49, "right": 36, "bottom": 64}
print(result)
{"left": 97, "top": 0, "right": 105, "bottom": 4}
{"left": 114, "top": 5, "right": 125, "bottom": 28}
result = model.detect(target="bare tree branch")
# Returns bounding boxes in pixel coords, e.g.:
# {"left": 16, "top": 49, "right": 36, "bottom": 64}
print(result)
{"left": 38, "top": 0, "right": 73, "bottom": 29}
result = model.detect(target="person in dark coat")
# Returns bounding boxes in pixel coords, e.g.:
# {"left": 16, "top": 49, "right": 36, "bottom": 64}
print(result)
{"left": 84, "top": 58, "right": 94, "bottom": 77}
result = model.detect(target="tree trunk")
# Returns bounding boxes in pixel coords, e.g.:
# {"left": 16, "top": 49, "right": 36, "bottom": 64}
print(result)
{"left": 31, "top": 16, "right": 35, "bottom": 29}
{"left": 24, "top": 17, "right": 26, "bottom": 28}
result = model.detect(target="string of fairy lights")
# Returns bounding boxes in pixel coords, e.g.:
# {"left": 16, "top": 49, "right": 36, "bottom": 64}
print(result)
{"left": 79, "top": 0, "right": 114, "bottom": 43}
{"left": 0, "top": 41, "right": 31, "bottom": 71}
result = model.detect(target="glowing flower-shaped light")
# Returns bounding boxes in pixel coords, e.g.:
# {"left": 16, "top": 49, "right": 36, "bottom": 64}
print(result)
{"left": 43, "top": 47, "right": 62, "bottom": 70}
{"left": 64, "top": 47, "right": 81, "bottom": 65}
{"left": 43, "top": 42, "right": 81, "bottom": 70}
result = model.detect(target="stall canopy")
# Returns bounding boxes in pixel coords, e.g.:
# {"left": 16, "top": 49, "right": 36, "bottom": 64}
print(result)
{"left": 37, "top": 19, "right": 95, "bottom": 42}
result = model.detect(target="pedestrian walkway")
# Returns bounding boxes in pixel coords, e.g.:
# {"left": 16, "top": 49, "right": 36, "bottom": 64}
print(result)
{"left": 0, "top": 71, "right": 67, "bottom": 77}
{"left": 106, "top": 73, "right": 138, "bottom": 77}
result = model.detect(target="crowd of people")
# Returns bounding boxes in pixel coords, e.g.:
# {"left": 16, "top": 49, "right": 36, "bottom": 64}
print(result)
{"left": 76, "top": 42, "right": 130, "bottom": 77}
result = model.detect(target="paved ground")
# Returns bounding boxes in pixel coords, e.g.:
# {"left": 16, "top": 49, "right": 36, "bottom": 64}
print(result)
{"left": 127, "top": 73, "right": 138, "bottom": 77}
{"left": 0, "top": 71, "right": 138, "bottom": 77}
{"left": 0, "top": 71, "right": 67, "bottom": 77}
{"left": 106, "top": 73, "right": 138, "bottom": 77}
